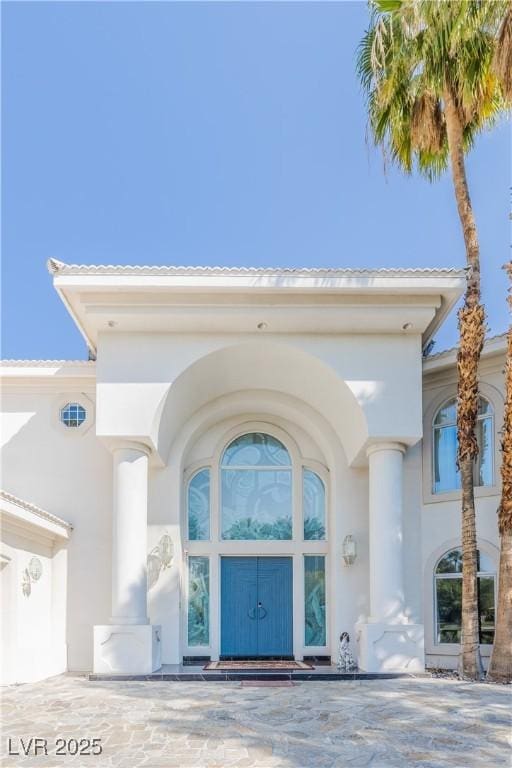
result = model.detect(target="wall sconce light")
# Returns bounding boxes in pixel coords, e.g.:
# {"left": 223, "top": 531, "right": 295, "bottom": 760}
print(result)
{"left": 342, "top": 535, "right": 357, "bottom": 566}
{"left": 22, "top": 557, "right": 43, "bottom": 597}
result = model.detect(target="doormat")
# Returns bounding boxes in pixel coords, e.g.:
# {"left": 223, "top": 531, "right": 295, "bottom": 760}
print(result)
{"left": 241, "top": 680, "right": 295, "bottom": 687}
{"left": 204, "top": 660, "right": 313, "bottom": 670}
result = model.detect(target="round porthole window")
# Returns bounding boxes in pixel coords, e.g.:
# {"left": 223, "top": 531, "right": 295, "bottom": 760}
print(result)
{"left": 60, "top": 402, "right": 86, "bottom": 428}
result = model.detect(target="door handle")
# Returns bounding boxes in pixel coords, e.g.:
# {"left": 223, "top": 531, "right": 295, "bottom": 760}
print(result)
{"left": 257, "top": 603, "right": 267, "bottom": 620}
{"left": 248, "top": 608, "right": 256, "bottom": 619}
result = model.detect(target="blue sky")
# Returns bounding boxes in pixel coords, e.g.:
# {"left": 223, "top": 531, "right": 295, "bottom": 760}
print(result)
{"left": 2, "top": 1, "right": 509, "bottom": 360}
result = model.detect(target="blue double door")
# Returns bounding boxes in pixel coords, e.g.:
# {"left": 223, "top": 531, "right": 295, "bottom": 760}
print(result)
{"left": 221, "top": 557, "right": 293, "bottom": 658}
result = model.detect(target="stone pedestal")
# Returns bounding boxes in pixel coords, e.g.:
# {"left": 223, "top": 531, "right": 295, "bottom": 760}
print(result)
{"left": 356, "top": 622, "right": 424, "bottom": 673}
{"left": 94, "top": 624, "right": 161, "bottom": 674}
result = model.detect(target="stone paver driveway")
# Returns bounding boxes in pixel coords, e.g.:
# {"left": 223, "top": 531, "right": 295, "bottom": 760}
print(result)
{"left": 1, "top": 675, "right": 510, "bottom": 768}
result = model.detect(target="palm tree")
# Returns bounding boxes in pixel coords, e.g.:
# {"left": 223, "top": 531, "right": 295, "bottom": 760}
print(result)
{"left": 488, "top": 263, "right": 512, "bottom": 682}
{"left": 357, "top": 0, "right": 510, "bottom": 678}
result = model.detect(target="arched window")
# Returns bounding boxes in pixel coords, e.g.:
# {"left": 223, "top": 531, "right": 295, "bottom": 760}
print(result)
{"left": 220, "top": 432, "right": 292, "bottom": 540}
{"left": 435, "top": 548, "right": 496, "bottom": 644}
{"left": 433, "top": 397, "right": 493, "bottom": 493}
{"left": 187, "top": 469, "right": 210, "bottom": 541}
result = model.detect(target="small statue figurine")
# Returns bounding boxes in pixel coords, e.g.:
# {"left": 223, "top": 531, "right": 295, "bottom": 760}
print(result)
{"left": 337, "top": 631, "right": 356, "bottom": 672}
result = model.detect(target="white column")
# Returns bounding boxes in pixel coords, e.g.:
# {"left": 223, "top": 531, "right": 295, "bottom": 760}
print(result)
{"left": 367, "top": 442, "right": 406, "bottom": 624}
{"left": 355, "top": 441, "right": 424, "bottom": 672}
{"left": 111, "top": 443, "right": 150, "bottom": 625}
{"left": 94, "top": 441, "right": 161, "bottom": 674}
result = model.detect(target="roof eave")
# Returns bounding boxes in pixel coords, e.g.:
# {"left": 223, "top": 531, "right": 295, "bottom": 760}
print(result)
{"left": 49, "top": 260, "right": 467, "bottom": 353}
{"left": 0, "top": 490, "right": 72, "bottom": 539}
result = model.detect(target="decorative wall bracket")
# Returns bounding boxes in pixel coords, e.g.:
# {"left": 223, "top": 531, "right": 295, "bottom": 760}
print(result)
{"left": 147, "top": 534, "right": 174, "bottom": 590}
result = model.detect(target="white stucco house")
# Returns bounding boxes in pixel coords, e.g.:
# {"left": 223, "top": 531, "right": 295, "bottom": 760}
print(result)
{"left": 0, "top": 260, "right": 505, "bottom": 683}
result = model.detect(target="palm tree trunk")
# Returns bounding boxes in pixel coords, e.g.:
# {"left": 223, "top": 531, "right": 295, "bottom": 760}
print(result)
{"left": 488, "top": 528, "right": 512, "bottom": 681}
{"left": 444, "top": 88, "right": 485, "bottom": 679}
{"left": 488, "top": 275, "right": 512, "bottom": 683}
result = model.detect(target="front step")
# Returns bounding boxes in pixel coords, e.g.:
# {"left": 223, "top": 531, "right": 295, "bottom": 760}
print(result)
{"left": 88, "top": 667, "right": 430, "bottom": 682}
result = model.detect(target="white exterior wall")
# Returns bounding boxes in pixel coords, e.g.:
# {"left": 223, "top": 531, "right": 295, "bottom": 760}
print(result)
{"left": 1, "top": 379, "right": 112, "bottom": 673}
{"left": 95, "top": 329, "right": 423, "bottom": 665}
{"left": 95, "top": 331, "right": 423, "bottom": 465}
{"left": 420, "top": 350, "right": 504, "bottom": 670}
{"left": 1, "top": 331, "right": 504, "bottom": 675}
{"left": 1, "top": 525, "right": 66, "bottom": 684}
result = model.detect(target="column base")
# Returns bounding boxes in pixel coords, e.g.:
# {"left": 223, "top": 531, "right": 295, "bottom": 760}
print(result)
{"left": 355, "top": 622, "right": 424, "bottom": 673}
{"left": 93, "top": 624, "right": 161, "bottom": 674}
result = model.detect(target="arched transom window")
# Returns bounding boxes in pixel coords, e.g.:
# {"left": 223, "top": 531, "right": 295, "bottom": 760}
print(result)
{"left": 186, "top": 431, "right": 326, "bottom": 542}
{"left": 435, "top": 548, "right": 496, "bottom": 645}
{"left": 221, "top": 433, "right": 293, "bottom": 540}
{"left": 433, "top": 397, "right": 493, "bottom": 494}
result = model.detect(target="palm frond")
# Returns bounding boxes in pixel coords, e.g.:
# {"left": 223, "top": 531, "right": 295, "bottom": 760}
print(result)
{"left": 411, "top": 92, "right": 445, "bottom": 152}
{"left": 356, "top": 0, "right": 508, "bottom": 178}
{"left": 493, "top": 3, "right": 512, "bottom": 102}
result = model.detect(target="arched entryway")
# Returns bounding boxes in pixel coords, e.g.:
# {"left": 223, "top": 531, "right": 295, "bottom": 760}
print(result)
{"left": 182, "top": 421, "right": 330, "bottom": 662}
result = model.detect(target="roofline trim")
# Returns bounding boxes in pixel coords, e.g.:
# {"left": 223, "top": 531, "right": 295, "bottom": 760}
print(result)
{"left": 47, "top": 258, "right": 468, "bottom": 279}
{"left": 0, "top": 490, "right": 73, "bottom": 531}
{"left": 0, "top": 359, "right": 94, "bottom": 367}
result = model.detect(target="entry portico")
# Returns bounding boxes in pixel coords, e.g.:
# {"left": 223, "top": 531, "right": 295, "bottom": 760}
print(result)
{"left": 48, "top": 260, "right": 465, "bottom": 674}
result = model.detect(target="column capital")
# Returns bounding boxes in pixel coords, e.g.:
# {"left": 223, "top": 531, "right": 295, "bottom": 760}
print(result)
{"left": 110, "top": 440, "right": 152, "bottom": 457}
{"left": 366, "top": 441, "right": 406, "bottom": 458}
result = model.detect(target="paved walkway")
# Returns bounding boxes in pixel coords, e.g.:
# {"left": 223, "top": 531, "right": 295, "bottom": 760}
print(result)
{"left": 1, "top": 675, "right": 510, "bottom": 767}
